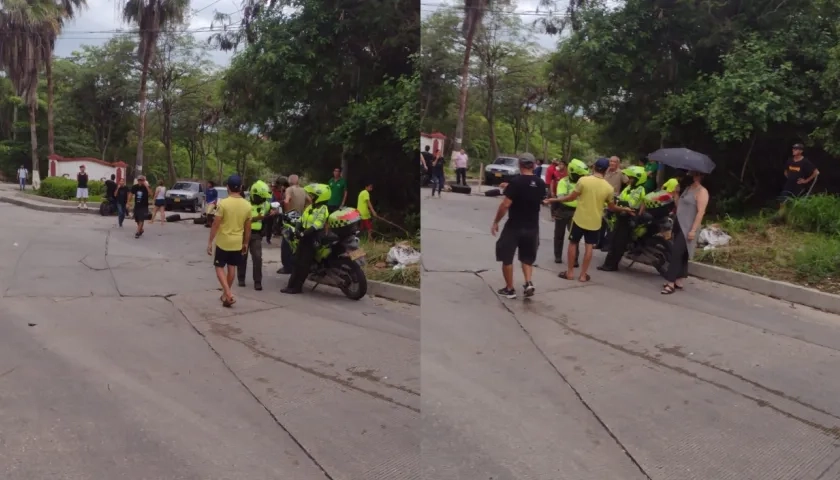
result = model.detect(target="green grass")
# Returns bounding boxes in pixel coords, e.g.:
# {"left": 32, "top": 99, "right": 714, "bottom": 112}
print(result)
{"left": 359, "top": 237, "right": 420, "bottom": 288}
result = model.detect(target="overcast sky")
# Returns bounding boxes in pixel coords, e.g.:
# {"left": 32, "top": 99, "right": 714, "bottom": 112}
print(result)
{"left": 55, "top": 0, "right": 238, "bottom": 66}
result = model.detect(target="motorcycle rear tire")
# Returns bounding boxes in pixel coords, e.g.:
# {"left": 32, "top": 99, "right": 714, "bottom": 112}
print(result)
{"left": 335, "top": 256, "right": 368, "bottom": 300}
{"left": 649, "top": 236, "right": 672, "bottom": 275}
{"left": 99, "top": 202, "right": 110, "bottom": 216}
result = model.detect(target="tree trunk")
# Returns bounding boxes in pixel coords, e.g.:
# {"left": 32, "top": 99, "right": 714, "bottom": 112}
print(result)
{"left": 420, "top": 92, "right": 432, "bottom": 126}
{"left": 12, "top": 104, "right": 17, "bottom": 141}
{"left": 135, "top": 38, "right": 156, "bottom": 179}
{"left": 46, "top": 53, "right": 55, "bottom": 155}
{"left": 485, "top": 84, "right": 499, "bottom": 159}
{"left": 28, "top": 100, "right": 38, "bottom": 176}
{"left": 740, "top": 132, "right": 758, "bottom": 183}
{"left": 453, "top": 2, "right": 484, "bottom": 152}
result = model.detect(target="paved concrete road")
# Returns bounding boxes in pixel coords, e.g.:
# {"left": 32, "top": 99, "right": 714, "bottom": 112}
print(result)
{"left": 0, "top": 203, "right": 418, "bottom": 480}
{"left": 422, "top": 192, "right": 840, "bottom": 480}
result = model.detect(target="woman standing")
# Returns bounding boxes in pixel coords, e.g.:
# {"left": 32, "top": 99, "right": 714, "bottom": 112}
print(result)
{"left": 661, "top": 171, "right": 708, "bottom": 294}
{"left": 151, "top": 180, "right": 167, "bottom": 225}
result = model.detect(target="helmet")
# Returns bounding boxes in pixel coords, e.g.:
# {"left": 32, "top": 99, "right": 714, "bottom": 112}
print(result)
{"left": 304, "top": 183, "right": 331, "bottom": 204}
{"left": 249, "top": 180, "right": 270, "bottom": 200}
{"left": 622, "top": 166, "right": 648, "bottom": 187}
{"left": 662, "top": 178, "right": 679, "bottom": 193}
{"left": 567, "top": 159, "right": 589, "bottom": 177}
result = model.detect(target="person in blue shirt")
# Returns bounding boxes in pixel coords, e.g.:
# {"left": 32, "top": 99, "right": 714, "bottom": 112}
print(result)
{"left": 204, "top": 180, "right": 219, "bottom": 228}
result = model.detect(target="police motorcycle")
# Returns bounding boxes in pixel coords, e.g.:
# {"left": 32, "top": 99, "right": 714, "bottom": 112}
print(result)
{"left": 270, "top": 202, "right": 368, "bottom": 300}
{"left": 607, "top": 168, "right": 675, "bottom": 275}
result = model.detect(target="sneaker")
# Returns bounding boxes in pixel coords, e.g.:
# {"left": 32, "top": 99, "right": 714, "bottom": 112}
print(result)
{"left": 496, "top": 287, "right": 516, "bottom": 299}
{"left": 238, "top": 280, "right": 246, "bottom": 287}
{"left": 254, "top": 282, "right": 263, "bottom": 291}
{"left": 523, "top": 282, "right": 535, "bottom": 297}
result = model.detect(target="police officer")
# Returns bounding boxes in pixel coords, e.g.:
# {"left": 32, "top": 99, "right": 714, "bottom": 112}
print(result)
{"left": 598, "top": 166, "right": 647, "bottom": 272}
{"left": 281, "top": 183, "right": 331, "bottom": 295}
{"left": 552, "top": 159, "right": 588, "bottom": 267}
{"left": 238, "top": 180, "right": 272, "bottom": 290}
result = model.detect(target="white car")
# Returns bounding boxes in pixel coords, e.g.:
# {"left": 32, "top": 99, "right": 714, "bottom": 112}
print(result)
{"left": 484, "top": 155, "right": 550, "bottom": 186}
{"left": 166, "top": 180, "right": 205, "bottom": 212}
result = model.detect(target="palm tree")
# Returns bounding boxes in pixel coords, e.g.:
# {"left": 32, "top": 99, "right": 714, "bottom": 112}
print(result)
{"left": 0, "top": 0, "right": 60, "bottom": 182}
{"left": 120, "top": 0, "right": 188, "bottom": 178}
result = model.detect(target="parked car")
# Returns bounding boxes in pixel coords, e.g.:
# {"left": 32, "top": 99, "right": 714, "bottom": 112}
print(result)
{"left": 166, "top": 180, "right": 205, "bottom": 212}
{"left": 484, "top": 155, "right": 520, "bottom": 186}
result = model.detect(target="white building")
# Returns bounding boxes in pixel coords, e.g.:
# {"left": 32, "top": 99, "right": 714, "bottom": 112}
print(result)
{"left": 420, "top": 132, "right": 447, "bottom": 155}
{"left": 48, "top": 154, "right": 127, "bottom": 184}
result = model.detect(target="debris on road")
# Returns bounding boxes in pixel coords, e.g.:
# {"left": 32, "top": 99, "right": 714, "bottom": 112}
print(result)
{"left": 698, "top": 224, "right": 732, "bottom": 250}
{"left": 386, "top": 242, "right": 421, "bottom": 270}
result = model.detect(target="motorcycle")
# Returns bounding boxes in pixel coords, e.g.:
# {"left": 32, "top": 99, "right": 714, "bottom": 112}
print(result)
{"left": 605, "top": 203, "right": 673, "bottom": 275}
{"left": 271, "top": 203, "right": 368, "bottom": 300}
{"left": 99, "top": 198, "right": 117, "bottom": 216}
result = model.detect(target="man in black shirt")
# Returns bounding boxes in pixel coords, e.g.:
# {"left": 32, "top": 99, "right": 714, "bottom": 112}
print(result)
{"left": 780, "top": 143, "right": 819, "bottom": 202}
{"left": 76, "top": 165, "right": 89, "bottom": 209}
{"left": 129, "top": 176, "right": 152, "bottom": 239}
{"left": 115, "top": 179, "right": 129, "bottom": 227}
{"left": 491, "top": 152, "right": 547, "bottom": 299}
{"left": 104, "top": 174, "right": 117, "bottom": 210}
{"left": 430, "top": 149, "right": 445, "bottom": 197}
{"left": 420, "top": 146, "right": 435, "bottom": 188}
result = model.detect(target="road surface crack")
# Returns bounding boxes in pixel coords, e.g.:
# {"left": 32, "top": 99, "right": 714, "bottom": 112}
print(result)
{"left": 476, "top": 274, "right": 653, "bottom": 480}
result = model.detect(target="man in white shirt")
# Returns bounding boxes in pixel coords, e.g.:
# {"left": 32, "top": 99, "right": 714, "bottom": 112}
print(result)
{"left": 454, "top": 149, "right": 468, "bottom": 186}
{"left": 17, "top": 165, "right": 28, "bottom": 191}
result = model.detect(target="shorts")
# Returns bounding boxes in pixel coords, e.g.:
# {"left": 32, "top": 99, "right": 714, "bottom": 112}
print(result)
{"left": 154, "top": 199, "right": 165, "bottom": 207}
{"left": 76, "top": 188, "right": 89, "bottom": 198}
{"left": 214, "top": 247, "right": 243, "bottom": 268}
{"left": 360, "top": 219, "right": 373, "bottom": 231}
{"left": 134, "top": 206, "right": 149, "bottom": 223}
{"left": 568, "top": 221, "right": 600, "bottom": 245}
{"left": 495, "top": 225, "right": 539, "bottom": 265}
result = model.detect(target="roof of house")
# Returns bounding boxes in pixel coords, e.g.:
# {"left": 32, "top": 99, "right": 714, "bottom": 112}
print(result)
{"left": 48, "top": 154, "right": 127, "bottom": 168}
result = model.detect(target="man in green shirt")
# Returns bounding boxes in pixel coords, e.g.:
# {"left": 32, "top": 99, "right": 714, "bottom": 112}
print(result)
{"left": 641, "top": 157, "right": 659, "bottom": 192}
{"left": 327, "top": 167, "right": 348, "bottom": 213}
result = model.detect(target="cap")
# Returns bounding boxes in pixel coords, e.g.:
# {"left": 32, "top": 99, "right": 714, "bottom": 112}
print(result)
{"left": 226, "top": 175, "right": 242, "bottom": 188}
{"left": 792, "top": 143, "right": 805, "bottom": 150}
{"left": 594, "top": 157, "right": 610, "bottom": 170}
{"left": 518, "top": 152, "right": 536, "bottom": 165}
{"left": 136, "top": 175, "right": 146, "bottom": 181}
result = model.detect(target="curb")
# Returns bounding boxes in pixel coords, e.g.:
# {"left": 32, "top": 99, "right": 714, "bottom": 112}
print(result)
{"left": 302, "top": 279, "right": 420, "bottom": 305}
{"left": 0, "top": 195, "right": 99, "bottom": 215}
{"left": 689, "top": 261, "right": 840, "bottom": 315}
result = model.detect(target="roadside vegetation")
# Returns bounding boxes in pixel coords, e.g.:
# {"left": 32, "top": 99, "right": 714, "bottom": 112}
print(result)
{"left": 360, "top": 237, "right": 421, "bottom": 289}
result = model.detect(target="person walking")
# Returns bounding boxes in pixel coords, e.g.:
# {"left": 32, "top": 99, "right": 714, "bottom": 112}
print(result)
{"left": 430, "top": 149, "right": 445, "bottom": 197}
{"left": 327, "top": 167, "right": 348, "bottom": 213}
{"left": 661, "top": 171, "right": 709, "bottom": 295}
{"left": 207, "top": 175, "right": 252, "bottom": 307}
{"left": 115, "top": 179, "right": 129, "bottom": 228}
{"left": 76, "top": 165, "right": 89, "bottom": 209}
{"left": 546, "top": 158, "right": 634, "bottom": 282}
{"left": 238, "top": 180, "right": 271, "bottom": 290}
{"left": 357, "top": 181, "right": 377, "bottom": 241}
{"left": 129, "top": 176, "right": 152, "bottom": 238}
{"left": 551, "top": 159, "right": 588, "bottom": 266}
{"left": 491, "top": 153, "right": 546, "bottom": 299}
{"left": 454, "top": 149, "right": 468, "bottom": 186}
{"left": 151, "top": 180, "right": 167, "bottom": 224}
{"left": 17, "top": 165, "right": 28, "bottom": 191}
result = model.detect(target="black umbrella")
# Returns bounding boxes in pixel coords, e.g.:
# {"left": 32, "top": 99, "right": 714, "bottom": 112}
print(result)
{"left": 648, "top": 148, "right": 716, "bottom": 174}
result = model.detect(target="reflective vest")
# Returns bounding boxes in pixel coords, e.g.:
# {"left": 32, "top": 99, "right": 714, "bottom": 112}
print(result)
{"left": 302, "top": 204, "right": 329, "bottom": 230}
{"left": 619, "top": 185, "right": 645, "bottom": 209}
{"left": 250, "top": 201, "right": 270, "bottom": 231}
{"left": 556, "top": 177, "right": 578, "bottom": 208}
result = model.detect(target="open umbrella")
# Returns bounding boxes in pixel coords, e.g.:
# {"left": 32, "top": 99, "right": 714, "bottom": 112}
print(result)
{"left": 648, "top": 148, "right": 716, "bottom": 174}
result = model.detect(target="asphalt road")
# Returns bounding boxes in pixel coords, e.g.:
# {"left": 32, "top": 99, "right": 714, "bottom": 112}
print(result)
{"left": 422, "top": 191, "right": 840, "bottom": 480}
{"left": 0, "top": 202, "right": 419, "bottom": 480}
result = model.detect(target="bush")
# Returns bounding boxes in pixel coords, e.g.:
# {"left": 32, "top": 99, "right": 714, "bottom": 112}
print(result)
{"left": 39, "top": 176, "right": 105, "bottom": 200}
{"left": 784, "top": 194, "right": 840, "bottom": 236}
{"left": 793, "top": 236, "right": 840, "bottom": 282}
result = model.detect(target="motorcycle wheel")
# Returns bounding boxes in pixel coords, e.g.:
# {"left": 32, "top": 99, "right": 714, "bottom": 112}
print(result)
{"left": 334, "top": 256, "right": 368, "bottom": 300}
{"left": 99, "top": 202, "right": 110, "bottom": 216}
{"left": 649, "top": 236, "right": 672, "bottom": 275}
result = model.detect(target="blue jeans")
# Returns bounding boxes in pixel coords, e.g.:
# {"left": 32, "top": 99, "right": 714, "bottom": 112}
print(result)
{"left": 430, "top": 170, "right": 444, "bottom": 195}
{"left": 19, "top": 178, "right": 25, "bottom": 190}
{"left": 116, "top": 203, "right": 126, "bottom": 226}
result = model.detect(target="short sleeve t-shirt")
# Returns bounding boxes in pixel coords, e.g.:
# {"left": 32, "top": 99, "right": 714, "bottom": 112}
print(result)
{"left": 357, "top": 190, "right": 372, "bottom": 219}
{"left": 215, "top": 196, "right": 252, "bottom": 252}
{"left": 421, "top": 151, "right": 435, "bottom": 170}
{"left": 116, "top": 185, "right": 129, "bottom": 204}
{"left": 643, "top": 162, "right": 658, "bottom": 191}
{"left": 572, "top": 175, "right": 615, "bottom": 231}
{"left": 783, "top": 157, "right": 816, "bottom": 193}
{"left": 503, "top": 174, "right": 547, "bottom": 230}
{"left": 105, "top": 179, "right": 117, "bottom": 198}
{"left": 130, "top": 184, "right": 149, "bottom": 208}
{"left": 328, "top": 177, "right": 347, "bottom": 206}
{"left": 77, "top": 173, "right": 89, "bottom": 188}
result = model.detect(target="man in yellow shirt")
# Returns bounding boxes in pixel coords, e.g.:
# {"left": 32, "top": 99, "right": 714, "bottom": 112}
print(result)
{"left": 546, "top": 158, "right": 633, "bottom": 282}
{"left": 357, "top": 181, "right": 377, "bottom": 241}
{"left": 207, "top": 175, "right": 252, "bottom": 307}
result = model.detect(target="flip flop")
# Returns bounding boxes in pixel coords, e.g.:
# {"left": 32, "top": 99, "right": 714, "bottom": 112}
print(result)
{"left": 662, "top": 283, "right": 683, "bottom": 290}
{"left": 579, "top": 274, "right": 591, "bottom": 282}
{"left": 558, "top": 272, "right": 575, "bottom": 280}
{"left": 661, "top": 284, "right": 677, "bottom": 295}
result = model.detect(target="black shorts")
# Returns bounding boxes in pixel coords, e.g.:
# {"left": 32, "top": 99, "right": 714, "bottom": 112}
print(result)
{"left": 568, "top": 221, "right": 600, "bottom": 245}
{"left": 495, "top": 225, "right": 539, "bottom": 266}
{"left": 154, "top": 199, "right": 165, "bottom": 207}
{"left": 134, "top": 206, "right": 149, "bottom": 223}
{"left": 214, "top": 247, "right": 242, "bottom": 268}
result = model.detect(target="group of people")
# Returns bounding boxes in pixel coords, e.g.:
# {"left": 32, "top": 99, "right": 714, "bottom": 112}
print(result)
{"left": 492, "top": 152, "right": 710, "bottom": 298}
{"left": 420, "top": 146, "right": 470, "bottom": 195}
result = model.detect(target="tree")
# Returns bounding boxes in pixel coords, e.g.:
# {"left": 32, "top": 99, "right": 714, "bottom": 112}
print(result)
{"left": 120, "top": 0, "right": 188, "bottom": 179}
{"left": 419, "top": 8, "right": 462, "bottom": 127}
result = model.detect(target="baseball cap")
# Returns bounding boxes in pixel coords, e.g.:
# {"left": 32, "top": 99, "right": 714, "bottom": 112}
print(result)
{"left": 226, "top": 175, "right": 242, "bottom": 188}
{"left": 593, "top": 157, "right": 610, "bottom": 170}
{"left": 792, "top": 143, "right": 805, "bottom": 150}
{"left": 518, "top": 152, "right": 536, "bottom": 166}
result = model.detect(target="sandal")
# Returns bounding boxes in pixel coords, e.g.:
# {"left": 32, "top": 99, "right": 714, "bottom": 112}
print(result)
{"left": 558, "top": 272, "right": 575, "bottom": 280}
{"left": 663, "top": 283, "right": 683, "bottom": 290}
{"left": 579, "top": 274, "right": 591, "bottom": 282}
{"left": 661, "top": 284, "right": 677, "bottom": 295}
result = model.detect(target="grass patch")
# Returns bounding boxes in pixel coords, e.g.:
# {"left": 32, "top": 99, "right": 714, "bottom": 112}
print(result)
{"left": 695, "top": 212, "right": 840, "bottom": 295}
{"left": 360, "top": 237, "right": 420, "bottom": 288}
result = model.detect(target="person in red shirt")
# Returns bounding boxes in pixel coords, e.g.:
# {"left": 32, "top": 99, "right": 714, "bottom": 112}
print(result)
{"left": 545, "top": 159, "right": 567, "bottom": 197}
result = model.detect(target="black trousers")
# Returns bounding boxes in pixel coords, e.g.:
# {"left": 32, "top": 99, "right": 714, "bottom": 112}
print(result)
{"left": 263, "top": 216, "right": 274, "bottom": 242}
{"left": 281, "top": 237, "right": 295, "bottom": 272}
{"left": 238, "top": 232, "right": 263, "bottom": 283}
{"left": 602, "top": 215, "right": 633, "bottom": 269}
{"left": 664, "top": 222, "right": 690, "bottom": 282}
{"left": 553, "top": 215, "right": 580, "bottom": 264}
{"left": 287, "top": 236, "right": 316, "bottom": 290}
{"left": 455, "top": 168, "right": 467, "bottom": 185}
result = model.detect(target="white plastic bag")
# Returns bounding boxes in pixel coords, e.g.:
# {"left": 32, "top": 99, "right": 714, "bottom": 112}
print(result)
{"left": 697, "top": 225, "right": 731, "bottom": 250}
{"left": 386, "top": 242, "right": 421, "bottom": 270}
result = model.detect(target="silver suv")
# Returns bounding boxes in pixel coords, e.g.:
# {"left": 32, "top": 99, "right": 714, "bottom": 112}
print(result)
{"left": 166, "top": 181, "right": 205, "bottom": 212}
{"left": 484, "top": 155, "right": 520, "bottom": 186}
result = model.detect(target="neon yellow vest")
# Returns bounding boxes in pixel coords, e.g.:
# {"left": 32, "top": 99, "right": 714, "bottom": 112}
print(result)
{"left": 619, "top": 185, "right": 645, "bottom": 209}
{"left": 556, "top": 177, "right": 577, "bottom": 208}
{"left": 250, "top": 201, "right": 269, "bottom": 231}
